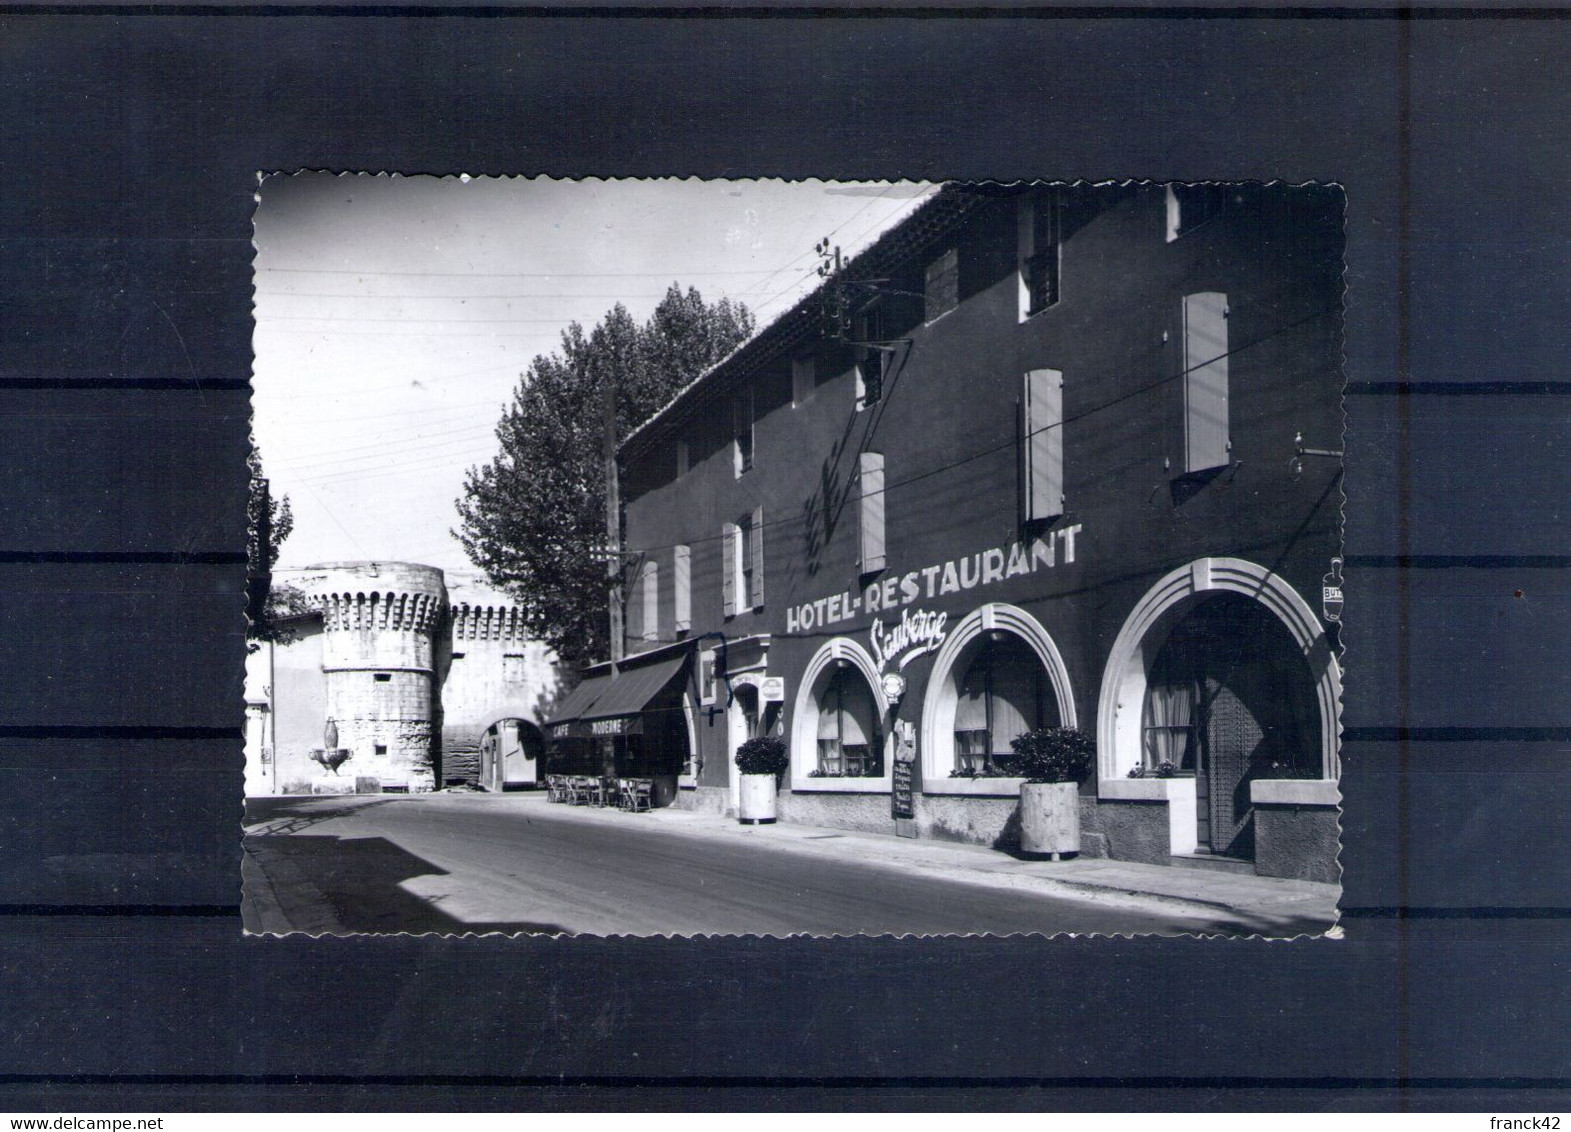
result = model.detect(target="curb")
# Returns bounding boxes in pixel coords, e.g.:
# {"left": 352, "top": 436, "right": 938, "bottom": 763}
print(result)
{"left": 473, "top": 793, "right": 1338, "bottom": 931}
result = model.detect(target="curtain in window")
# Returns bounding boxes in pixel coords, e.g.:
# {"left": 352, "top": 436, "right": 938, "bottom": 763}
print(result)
{"left": 817, "top": 669, "right": 880, "bottom": 777}
{"left": 954, "top": 663, "right": 989, "bottom": 732}
{"left": 817, "top": 677, "right": 844, "bottom": 775}
{"left": 989, "top": 646, "right": 1042, "bottom": 756}
{"left": 1144, "top": 675, "right": 1197, "bottom": 770}
{"left": 954, "top": 661, "right": 989, "bottom": 772}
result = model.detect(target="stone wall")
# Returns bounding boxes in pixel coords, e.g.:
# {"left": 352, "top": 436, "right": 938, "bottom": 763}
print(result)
{"left": 1255, "top": 804, "right": 1341, "bottom": 883}
{"left": 438, "top": 592, "right": 557, "bottom": 786}
{"left": 675, "top": 785, "right": 731, "bottom": 817}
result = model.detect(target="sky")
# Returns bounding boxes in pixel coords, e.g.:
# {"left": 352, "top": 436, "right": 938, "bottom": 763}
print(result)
{"left": 252, "top": 175, "right": 935, "bottom": 577}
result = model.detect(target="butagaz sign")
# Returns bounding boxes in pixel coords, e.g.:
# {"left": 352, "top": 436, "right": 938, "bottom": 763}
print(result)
{"left": 785, "top": 525, "right": 1083, "bottom": 636}
{"left": 871, "top": 607, "right": 947, "bottom": 672}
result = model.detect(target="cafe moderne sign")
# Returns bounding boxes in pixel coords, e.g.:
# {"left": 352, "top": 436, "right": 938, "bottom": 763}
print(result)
{"left": 786, "top": 525, "right": 1084, "bottom": 672}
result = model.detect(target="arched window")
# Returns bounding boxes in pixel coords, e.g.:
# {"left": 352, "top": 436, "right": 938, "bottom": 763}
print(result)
{"left": 952, "top": 634, "right": 1060, "bottom": 775}
{"left": 815, "top": 667, "right": 883, "bottom": 778}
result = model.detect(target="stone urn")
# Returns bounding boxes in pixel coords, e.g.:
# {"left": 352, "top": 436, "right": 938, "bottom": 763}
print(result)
{"left": 735, "top": 736, "right": 787, "bottom": 826}
{"left": 738, "top": 773, "right": 778, "bottom": 825}
{"left": 1019, "top": 781, "right": 1080, "bottom": 860}
{"left": 1010, "top": 726, "right": 1096, "bottom": 861}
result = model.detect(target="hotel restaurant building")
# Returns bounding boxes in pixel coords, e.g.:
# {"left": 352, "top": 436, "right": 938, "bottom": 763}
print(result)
{"left": 546, "top": 182, "right": 1344, "bottom": 882}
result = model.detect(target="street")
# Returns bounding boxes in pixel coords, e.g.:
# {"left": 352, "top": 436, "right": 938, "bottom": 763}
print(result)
{"left": 242, "top": 793, "right": 1328, "bottom": 936}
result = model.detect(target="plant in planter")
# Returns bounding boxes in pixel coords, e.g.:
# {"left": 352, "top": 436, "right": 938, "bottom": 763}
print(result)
{"left": 1126, "top": 759, "right": 1176, "bottom": 779}
{"left": 1010, "top": 726, "right": 1095, "bottom": 860}
{"left": 735, "top": 736, "right": 788, "bottom": 826}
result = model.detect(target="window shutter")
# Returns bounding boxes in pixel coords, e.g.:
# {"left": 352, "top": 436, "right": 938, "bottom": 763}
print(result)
{"left": 858, "top": 452, "right": 886, "bottom": 574}
{"left": 721, "top": 523, "right": 738, "bottom": 618}
{"left": 1023, "top": 368, "right": 1064, "bottom": 522}
{"left": 642, "top": 560, "right": 659, "bottom": 642}
{"left": 624, "top": 563, "right": 643, "bottom": 644}
{"left": 1183, "top": 292, "right": 1230, "bottom": 473}
{"left": 792, "top": 357, "right": 813, "bottom": 406}
{"left": 750, "top": 506, "right": 764, "bottom": 609}
{"left": 673, "top": 544, "right": 691, "bottom": 633}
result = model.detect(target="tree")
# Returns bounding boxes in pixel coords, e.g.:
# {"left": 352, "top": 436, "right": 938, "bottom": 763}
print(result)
{"left": 247, "top": 442, "right": 309, "bottom": 646}
{"left": 455, "top": 285, "right": 754, "bottom": 671}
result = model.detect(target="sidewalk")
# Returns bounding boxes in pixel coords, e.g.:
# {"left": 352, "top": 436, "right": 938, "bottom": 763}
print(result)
{"left": 478, "top": 792, "right": 1341, "bottom": 937}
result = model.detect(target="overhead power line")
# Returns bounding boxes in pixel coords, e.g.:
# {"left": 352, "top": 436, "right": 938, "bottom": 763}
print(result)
{"left": 258, "top": 266, "right": 795, "bottom": 278}
{"left": 621, "top": 305, "right": 1339, "bottom": 561}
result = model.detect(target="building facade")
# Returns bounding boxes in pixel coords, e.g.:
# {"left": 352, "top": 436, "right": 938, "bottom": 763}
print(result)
{"left": 549, "top": 183, "right": 1344, "bottom": 882}
{"left": 244, "top": 561, "right": 557, "bottom": 795}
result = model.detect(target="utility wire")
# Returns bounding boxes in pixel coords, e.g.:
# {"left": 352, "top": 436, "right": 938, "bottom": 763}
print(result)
{"left": 258, "top": 266, "right": 799, "bottom": 278}
{"left": 256, "top": 289, "right": 733, "bottom": 300}
{"left": 614, "top": 304, "right": 1339, "bottom": 561}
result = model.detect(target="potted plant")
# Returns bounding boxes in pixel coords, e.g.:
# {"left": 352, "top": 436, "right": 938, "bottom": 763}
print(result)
{"left": 735, "top": 736, "right": 788, "bottom": 825}
{"left": 1011, "top": 726, "right": 1095, "bottom": 860}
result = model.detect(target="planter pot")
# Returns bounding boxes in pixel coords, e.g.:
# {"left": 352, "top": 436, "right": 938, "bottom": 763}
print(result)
{"left": 738, "top": 772, "right": 779, "bottom": 825}
{"left": 1019, "top": 781, "right": 1080, "bottom": 859}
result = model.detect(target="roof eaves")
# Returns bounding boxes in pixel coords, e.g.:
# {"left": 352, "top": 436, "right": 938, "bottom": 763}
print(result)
{"left": 619, "top": 184, "right": 983, "bottom": 459}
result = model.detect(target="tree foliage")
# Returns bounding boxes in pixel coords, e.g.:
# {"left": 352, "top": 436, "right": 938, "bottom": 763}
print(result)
{"left": 247, "top": 442, "right": 310, "bottom": 644}
{"left": 455, "top": 285, "right": 755, "bottom": 671}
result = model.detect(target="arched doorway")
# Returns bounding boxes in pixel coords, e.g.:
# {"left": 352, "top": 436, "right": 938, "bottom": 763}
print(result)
{"left": 1097, "top": 557, "right": 1341, "bottom": 859}
{"left": 479, "top": 718, "right": 546, "bottom": 791}
{"left": 1142, "top": 593, "right": 1321, "bottom": 857}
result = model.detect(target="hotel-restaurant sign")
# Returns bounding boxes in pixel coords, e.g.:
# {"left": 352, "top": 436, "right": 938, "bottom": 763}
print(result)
{"left": 785, "top": 525, "right": 1083, "bottom": 672}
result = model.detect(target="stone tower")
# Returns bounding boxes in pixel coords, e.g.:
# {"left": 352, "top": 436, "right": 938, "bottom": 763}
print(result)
{"left": 306, "top": 561, "right": 447, "bottom": 792}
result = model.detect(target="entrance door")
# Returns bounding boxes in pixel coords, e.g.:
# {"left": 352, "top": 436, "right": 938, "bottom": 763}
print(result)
{"left": 478, "top": 729, "right": 501, "bottom": 792}
{"left": 498, "top": 720, "right": 542, "bottom": 787}
{"left": 726, "top": 684, "right": 760, "bottom": 815}
{"left": 1144, "top": 594, "right": 1320, "bottom": 859}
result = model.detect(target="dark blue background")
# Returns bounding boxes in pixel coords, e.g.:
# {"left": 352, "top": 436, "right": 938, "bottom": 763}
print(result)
{"left": 0, "top": 9, "right": 1565, "bottom": 1110}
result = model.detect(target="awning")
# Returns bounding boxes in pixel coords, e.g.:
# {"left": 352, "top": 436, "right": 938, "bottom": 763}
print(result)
{"left": 578, "top": 652, "right": 689, "bottom": 736}
{"left": 544, "top": 672, "right": 615, "bottom": 740}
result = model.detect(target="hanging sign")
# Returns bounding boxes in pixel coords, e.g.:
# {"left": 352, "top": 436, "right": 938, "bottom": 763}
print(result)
{"left": 1322, "top": 558, "right": 1344, "bottom": 624}
{"left": 697, "top": 650, "right": 718, "bottom": 706}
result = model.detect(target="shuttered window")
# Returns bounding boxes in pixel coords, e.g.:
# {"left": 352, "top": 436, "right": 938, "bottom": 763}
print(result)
{"left": 858, "top": 452, "right": 886, "bottom": 575}
{"left": 1166, "top": 184, "right": 1225, "bottom": 243}
{"left": 721, "top": 523, "right": 738, "bottom": 618}
{"left": 640, "top": 560, "right": 659, "bottom": 643}
{"left": 854, "top": 306, "right": 885, "bottom": 409}
{"left": 1018, "top": 193, "right": 1060, "bottom": 320}
{"left": 924, "top": 247, "right": 959, "bottom": 322}
{"left": 1022, "top": 368, "right": 1064, "bottom": 522}
{"left": 792, "top": 357, "right": 814, "bottom": 406}
{"left": 624, "top": 563, "right": 643, "bottom": 644}
{"left": 748, "top": 506, "right": 764, "bottom": 609}
{"left": 1183, "top": 292, "right": 1230, "bottom": 473}
{"left": 733, "top": 388, "right": 754, "bottom": 476}
{"left": 673, "top": 544, "right": 691, "bottom": 634}
{"left": 675, "top": 438, "right": 690, "bottom": 477}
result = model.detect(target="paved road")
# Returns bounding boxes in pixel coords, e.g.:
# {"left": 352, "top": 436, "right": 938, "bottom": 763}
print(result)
{"left": 243, "top": 793, "right": 1228, "bottom": 936}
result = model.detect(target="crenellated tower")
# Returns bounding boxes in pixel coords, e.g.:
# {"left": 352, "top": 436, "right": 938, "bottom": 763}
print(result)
{"left": 305, "top": 561, "right": 448, "bottom": 792}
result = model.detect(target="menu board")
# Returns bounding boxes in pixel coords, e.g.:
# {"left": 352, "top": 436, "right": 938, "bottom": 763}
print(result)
{"left": 891, "top": 722, "right": 916, "bottom": 821}
{"left": 891, "top": 759, "right": 915, "bottom": 821}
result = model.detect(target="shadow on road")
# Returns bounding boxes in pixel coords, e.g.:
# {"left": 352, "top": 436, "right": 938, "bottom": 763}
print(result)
{"left": 244, "top": 825, "right": 568, "bottom": 937}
